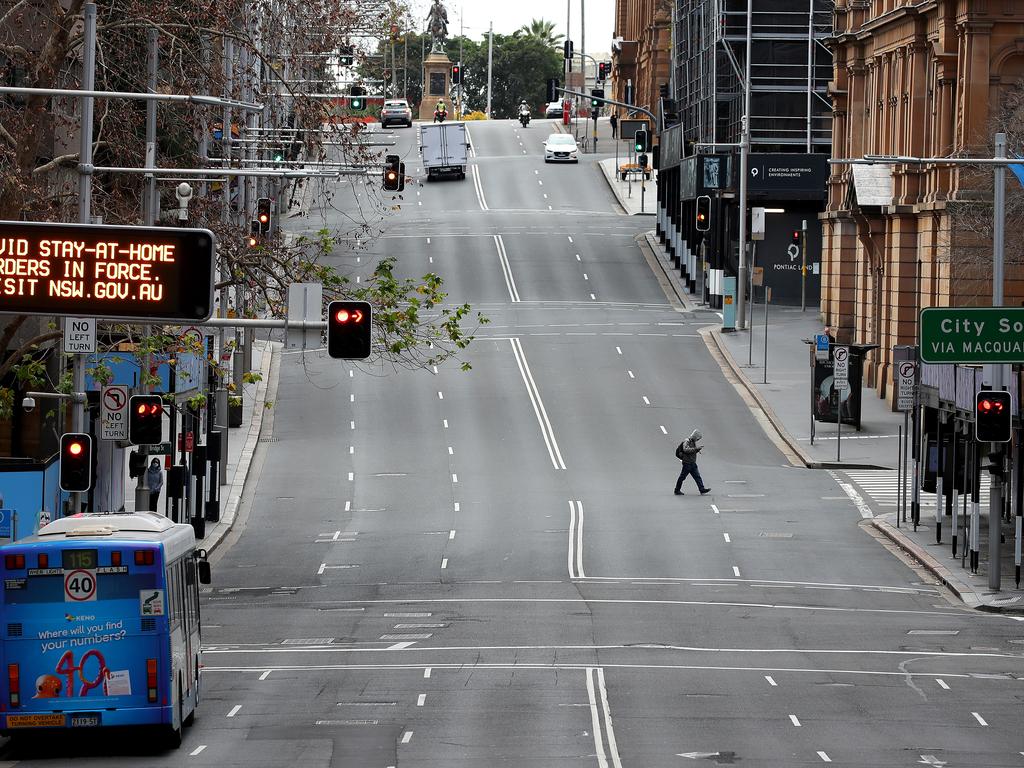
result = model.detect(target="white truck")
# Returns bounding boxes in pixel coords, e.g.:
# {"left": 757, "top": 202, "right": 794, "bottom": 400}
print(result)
{"left": 419, "top": 121, "right": 469, "bottom": 180}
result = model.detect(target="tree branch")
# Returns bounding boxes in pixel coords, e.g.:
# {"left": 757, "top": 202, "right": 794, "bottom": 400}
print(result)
{"left": 0, "top": 330, "right": 62, "bottom": 382}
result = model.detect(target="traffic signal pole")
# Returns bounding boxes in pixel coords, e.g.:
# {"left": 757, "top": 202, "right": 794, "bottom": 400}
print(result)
{"left": 989, "top": 132, "right": 1007, "bottom": 591}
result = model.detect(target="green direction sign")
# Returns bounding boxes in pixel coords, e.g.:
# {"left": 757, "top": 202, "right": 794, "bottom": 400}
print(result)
{"left": 920, "top": 307, "right": 1024, "bottom": 363}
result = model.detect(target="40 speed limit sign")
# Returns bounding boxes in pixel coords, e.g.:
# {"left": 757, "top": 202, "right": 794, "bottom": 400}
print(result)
{"left": 64, "top": 569, "right": 97, "bottom": 602}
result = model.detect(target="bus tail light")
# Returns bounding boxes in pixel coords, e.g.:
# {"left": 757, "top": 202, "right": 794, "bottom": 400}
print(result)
{"left": 4, "top": 554, "right": 24, "bottom": 570}
{"left": 37, "top": 553, "right": 48, "bottom": 569}
{"left": 146, "top": 659, "right": 157, "bottom": 703}
{"left": 8, "top": 664, "right": 19, "bottom": 707}
{"left": 110, "top": 551, "right": 122, "bottom": 567}
{"left": 134, "top": 550, "right": 154, "bottom": 566}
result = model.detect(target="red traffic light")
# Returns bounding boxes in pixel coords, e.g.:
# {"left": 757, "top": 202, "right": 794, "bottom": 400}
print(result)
{"left": 258, "top": 213, "right": 269, "bottom": 224}
{"left": 67, "top": 440, "right": 84, "bottom": 456}
{"left": 59, "top": 432, "right": 93, "bottom": 492}
{"left": 979, "top": 398, "right": 1003, "bottom": 413}
{"left": 328, "top": 300, "right": 372, "bottom": 359}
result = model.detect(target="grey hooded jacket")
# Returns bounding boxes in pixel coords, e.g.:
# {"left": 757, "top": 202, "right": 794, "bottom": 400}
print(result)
{"left": 677, "top": 430, "right": 703, "bottom": 463}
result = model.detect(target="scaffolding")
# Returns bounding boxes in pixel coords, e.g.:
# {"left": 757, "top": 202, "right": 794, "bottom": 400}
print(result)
{"left": 674, "top": 0, "right": 833, "bottom": 154}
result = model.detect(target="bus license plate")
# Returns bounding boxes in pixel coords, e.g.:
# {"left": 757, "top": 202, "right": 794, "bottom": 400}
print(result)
{"left": 7, "top": 713, "right": 65, "bottom": 728}
{"left": 70, "top": 713, "right": 100, "bottom": 727}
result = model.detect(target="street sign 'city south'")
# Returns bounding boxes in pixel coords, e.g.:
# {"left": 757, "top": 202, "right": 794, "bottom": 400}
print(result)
{"left": 920, "top": 307, "right": 1024, "bottom": 364}
{"left": 0, "top": 220, "right": 215, "bottom": 321}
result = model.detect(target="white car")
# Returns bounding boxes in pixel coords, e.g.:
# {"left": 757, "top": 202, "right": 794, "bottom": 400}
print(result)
{"left": 381, "top": 99, "right": 413, "bottom": 127}
{"left": 544, "top": 133, "right": 579, "bottom": 163}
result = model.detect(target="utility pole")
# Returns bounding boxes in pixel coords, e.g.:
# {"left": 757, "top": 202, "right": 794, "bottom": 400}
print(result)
{"left": 71, "top": 2, "right": 97, "bottom": 515}
{"left": 990, "top": 131, "right": 1007, "bottom": 592}
{"left": 736, "top": 0, "right": 753, "bottom": 331}
{"left": 580, "top": 0, "right": 586, "bottom": 107}
{"left": 486, "top": 22, "right": 493, "bottom": 117}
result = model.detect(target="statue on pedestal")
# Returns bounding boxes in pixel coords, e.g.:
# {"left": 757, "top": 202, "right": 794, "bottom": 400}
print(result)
{"left": 427, "top": 0, "right": 449, "bottom": 53}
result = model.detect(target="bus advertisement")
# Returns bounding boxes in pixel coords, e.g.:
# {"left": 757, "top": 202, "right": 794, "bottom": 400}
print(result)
{"left": 0, "top": 513, "right": 210, "bottom": 746}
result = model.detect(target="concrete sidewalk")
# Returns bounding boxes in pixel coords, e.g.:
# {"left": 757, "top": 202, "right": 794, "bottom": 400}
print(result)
{"left": 642, "top": 228, "right": 1024, "bottom": 612}
{"left": 597, "top": 158, "right": 657, "bottom": 216}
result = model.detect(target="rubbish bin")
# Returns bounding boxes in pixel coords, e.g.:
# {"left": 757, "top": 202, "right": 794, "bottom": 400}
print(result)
{"left": 808, "top": 342, "right": 878, "bottom": 430}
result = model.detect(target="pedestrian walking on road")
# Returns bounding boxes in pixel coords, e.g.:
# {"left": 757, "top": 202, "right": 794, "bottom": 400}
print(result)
{"left": 146, "top": 458, "right": 164, "bottom": 512}
{"left": 609, "top": 112, "right": 618, "bottom": 138}
{"left": 674, "top": 430, "right": 711, "bottom": 496}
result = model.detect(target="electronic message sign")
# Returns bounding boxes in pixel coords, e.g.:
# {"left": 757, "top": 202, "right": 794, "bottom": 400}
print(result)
{"left": 0, "top": 221, "right": 215, "bottom": 321}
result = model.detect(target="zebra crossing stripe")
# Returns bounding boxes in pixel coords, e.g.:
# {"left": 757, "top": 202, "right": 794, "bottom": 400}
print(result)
{"left": 841, "top": 470, "right": 991, "bottom": 509}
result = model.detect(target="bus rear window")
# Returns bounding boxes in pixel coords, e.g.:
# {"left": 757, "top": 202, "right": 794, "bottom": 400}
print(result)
{"left": 4, "top": 572, "right": 157, "bottom": 605}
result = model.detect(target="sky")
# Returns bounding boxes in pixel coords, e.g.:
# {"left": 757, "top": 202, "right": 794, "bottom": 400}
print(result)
{"left": 410, "top": 0, "right": 617, "bottom": 59}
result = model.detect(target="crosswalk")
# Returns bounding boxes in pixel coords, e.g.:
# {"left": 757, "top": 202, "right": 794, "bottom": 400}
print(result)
{"left": 841, "top": 469, "right": 991, "bottom": 510}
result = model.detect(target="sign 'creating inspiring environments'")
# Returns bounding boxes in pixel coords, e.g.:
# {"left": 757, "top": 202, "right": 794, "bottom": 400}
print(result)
{"left": 0, "top": 221, "right": 216, "bottom": 321}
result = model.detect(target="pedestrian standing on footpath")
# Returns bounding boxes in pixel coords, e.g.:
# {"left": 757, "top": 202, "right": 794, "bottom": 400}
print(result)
{"left": 609, "top": 112, "right": 618, "bottom": 138}
{"left": 674, "top": 429, "right": 711, "bottom": 495}
{"left": 146, "top": 458, "right": 164, "bottom": 512}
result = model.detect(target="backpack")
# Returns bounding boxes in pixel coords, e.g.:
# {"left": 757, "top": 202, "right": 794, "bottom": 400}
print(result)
{"left": 675, "top": 441, "right": 687, "bottom": 460}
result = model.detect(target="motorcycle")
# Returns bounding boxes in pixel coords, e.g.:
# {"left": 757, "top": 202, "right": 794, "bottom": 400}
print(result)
{"left": 519, "top": 111, "right": 531, "bottom": 127}
{"left": 433, "top": 109, "right": 447, "bottom": 123}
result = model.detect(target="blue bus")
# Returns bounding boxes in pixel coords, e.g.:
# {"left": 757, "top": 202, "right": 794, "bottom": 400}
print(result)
{"left": 0, "top": 512, "right": 211, "bottom": 746}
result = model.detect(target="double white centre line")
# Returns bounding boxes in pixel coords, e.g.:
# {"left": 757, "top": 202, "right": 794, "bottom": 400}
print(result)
{"left": 471, "top": 164, "right": 489, "bottom": 211}
{"left": 494, "top": 235, "right": 521, "bottom": 302}
{"left": 586, "top": 667, "right": 623, "bottom": 768}
{"left": 509, "top": 337, "right": 565, "bottom": 469}
{"left": 568, "top": 500, "right": 586, "bottom": 579}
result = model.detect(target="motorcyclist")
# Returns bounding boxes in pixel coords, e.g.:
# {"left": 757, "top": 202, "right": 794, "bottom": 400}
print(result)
{"left": 518, "top": 100, "right": 530, "bottom": 116}
{"left": 435, "top": 100, "right": 447, "bottom": 120}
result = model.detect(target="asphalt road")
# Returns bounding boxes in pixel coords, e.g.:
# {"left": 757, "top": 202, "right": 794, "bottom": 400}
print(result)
{"left": 7, "top": 119, "right": 1024, "bottom": 766}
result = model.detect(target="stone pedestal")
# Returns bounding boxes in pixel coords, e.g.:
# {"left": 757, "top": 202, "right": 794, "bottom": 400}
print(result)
{"left": 419, "top": 49, "right": 452, "bottom": 121}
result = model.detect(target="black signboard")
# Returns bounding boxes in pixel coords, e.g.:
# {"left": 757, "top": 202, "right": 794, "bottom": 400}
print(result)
{"left": 746, "top": 153, "right": 828, "bottom": 200}
{"left": 681, "top": 155, "right": 731, "bottom": 200}
{"left": 0, "top": 221, "right": 215, "bottom": 321}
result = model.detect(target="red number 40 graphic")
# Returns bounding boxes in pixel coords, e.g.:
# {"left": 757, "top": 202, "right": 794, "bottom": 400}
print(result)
{"left": 55, "top": 649, "right": 108, "bottom": 697}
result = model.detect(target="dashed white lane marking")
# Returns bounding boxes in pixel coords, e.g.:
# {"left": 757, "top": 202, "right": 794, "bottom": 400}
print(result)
{"left": 972, "top": 712, "right": 988, "bottom": 726}
{"left": 659, "top": 425, "right": 667, "bottom": 434}
{"left": 350, "top": 394, "right": 354, "bottom": 402}
{"left": 432, "top": 365, "right": 438, "bottom": 374}
{"left": 451, "top": 473, "right": 458, "bottom": 483}
{"left": 448, "top": 446, "right": 454, "bottom": 455}
{"left": 441, "top": 558, "right": 448, "bottom": 569}
{"left": 568, "top": 236, "right": 573, "bottom": 243}
{"left": 711, "top": 504, "right": 720, "bottom": 514}
{"left": 789, "top": 714, "right": 801, "bottom": 726}
{"left": 227, "top": 704, "right": 242, "bottom": 717}
{"left": 817, "top": 752, "right": 831, "bottom": 763}
{"left": 349, "top": 369, "right": 354, "bottom": 378}
{"left": 429, "top": 255, "right": 433, "bottom": 263}
{"left": 936, "top": 679, "right": 949, "bottom": 689}
{"left": 449, "top": 530, "right": 456, "bottom": 540}
{"left": 535, "top": 170, "right": 539, "bottom": 175}
{"left": 590, "top": 293, "right": 596, "bottom": 300}
{"left": 548, "top": 205, "right": 553, "bottom": 210}
{"left": 349, "top": 446, "right": 354, "bottom": 454}
{"left": 583, "top": 273, "right": 589, "bottom": 280}
{"left": 259, "top": 670, "right": 272, "bottom": 680}
{"left": 454, "top": 502, "right": 460, "bottom": 512}
{"left": 576, "top": 254, "right": 582, "bottom": 261}
{"left": 401, "top": 730, "right": 413, "bottom": 743}
{"left": 344, "top": 501, "right": 351, "bottom": 512}
{"left": 723, "top": 533, "right": 731, "bottom": 543}
{"left": 765, "top": 675, "right": 777, "bottom": 686}
{"left": 427, "top": 237, "right": 430, "bottom": 244}
{"left": 627, "top": 370, "right": 634, "bottom": 379}
{"left": 190, "top": 745, "right": 207, "bottom": 756}
{"left": 538, "top": 180, "right": 543, "bottom": 186}
{"left": 642, "top": 396, "right": 650, "bottom": 405}
{"left": 733, "top": 566, "right": 742, "bottom": 577}
{"left": 443, "top": 419, "right": 449, "bottom": 428}
{"left": 417, "top": 694, "right": 426, "bottom": 706}
{"left": 438, "top": 391, "right": 444, "bottom": 400}
{"left": 424, "top": 667, "right": 432, "bottom": 678}
{"left": 616, "top": 346, "right": 622, "bottom": 355}
{"left": 347, "top": 472, "right": 354, "bottom": 482}
{"left": 317, "top": 563, "right": 326, "bottom": 576}
{"left": 543, "top": 193, "right": 548, "bottom": 199}
{"left": 350, "top": 421, "right": 355, "bottom": 430}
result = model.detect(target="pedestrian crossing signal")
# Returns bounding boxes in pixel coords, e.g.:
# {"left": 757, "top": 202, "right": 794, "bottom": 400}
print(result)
{"left": 327, "top": 301, "right": 372, "bottom": 359}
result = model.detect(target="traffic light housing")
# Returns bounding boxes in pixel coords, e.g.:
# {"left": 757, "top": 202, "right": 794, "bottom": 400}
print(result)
{"left": 248, "top": 220, "right": 260, "bottom": 248}
{"left": 598, "top": 62, "right": 608, "bottom": 81}
{"left": 384, "top": 154, "right": 401, "bottom": 191}
{"left": 59, "top": 433, "right": 93, "bottom": 493}
{"left": 564, "top": 40, "right": 574, "bottom": 61}
{"left": 327, "top": 300, "right": 372, "bottom": 359}
{"left": 547, "top": 78, "right": 559, "bottom": 103}
{"left": 398, "top": 162, "right": 406, "bottom": 192}
{"left": 590, "top": 88, "right": 604, "bottom": 109}
{"left": 256, "top": 197, "right": 272, "bottom": 234}
{"left": 339, "top": 44, "right": 354, "bottom": 66}
{"left": 634, "top": 128, "right": 649, "bottom": 153}
{"left": 976, "top": 390, "right": 1012, "bottom": 443}
{"left": 129, "top": 395, "right": 163, "bottom": 445}
{"left": 695, "top": 195, "right": 711, "bottom": 231}
{"left": 451, "top": 64, "right": 461, "bottom": 84}
{"left": 350, "top": 85, "right": 366, "bottom": 112}
{"left": 791, "top": 229, "right": 802, "bottom": 245}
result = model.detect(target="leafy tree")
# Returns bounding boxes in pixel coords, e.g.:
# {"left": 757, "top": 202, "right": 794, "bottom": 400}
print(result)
{"left": 454, "top": 34, "right": 561, "bottom": 118}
